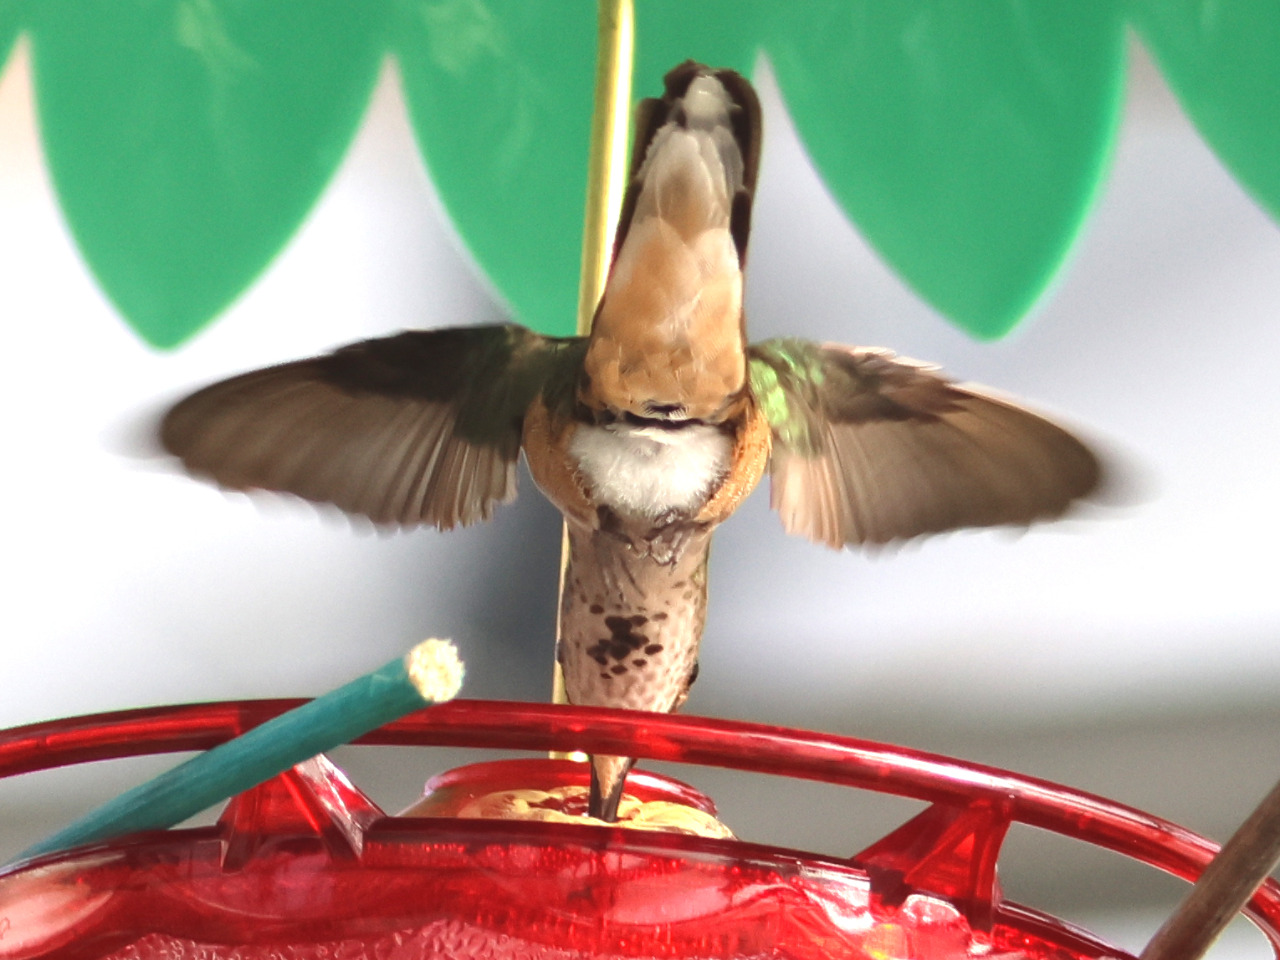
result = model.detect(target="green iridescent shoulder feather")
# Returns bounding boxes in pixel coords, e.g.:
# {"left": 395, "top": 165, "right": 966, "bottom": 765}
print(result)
{"left": 747, "top": 339, "right": 827, "bottom": 455}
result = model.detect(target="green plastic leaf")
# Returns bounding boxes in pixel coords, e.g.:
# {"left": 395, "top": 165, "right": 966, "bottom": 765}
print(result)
{"left": 0, "top": 1, "right": 26, "bottom": 73}
{"left": 764, "top": 2, "right": 1126, "bottom": 338}
{"left": 631, "top": 0, "right": 763, "bottom": 97}
{"left": 392, "top": 0, "right": 596, "bottom": 337}
{"left": 22, "top": 0, "right": 1241, "bottom": 349}
{"left": 1129, "top": 0, "right": 1280, "bottom": 223}
{"left": 29, "top": 0, "right": 387, "bottom": 348}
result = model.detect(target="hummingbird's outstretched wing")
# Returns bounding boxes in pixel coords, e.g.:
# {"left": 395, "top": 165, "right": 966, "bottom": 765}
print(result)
{"left": 747, "top": 338, "right": 1101, "bottom": 547}
{"left": 162, "top": 324, "right": 583, "bottom": 529}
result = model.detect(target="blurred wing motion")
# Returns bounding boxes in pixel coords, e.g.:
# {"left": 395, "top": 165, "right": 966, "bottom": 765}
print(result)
{"left": 748, "top": 338, "right": 1101, "bottom": 547}
{"left": 162, "top": 324, "right": 581, "bottom": 529}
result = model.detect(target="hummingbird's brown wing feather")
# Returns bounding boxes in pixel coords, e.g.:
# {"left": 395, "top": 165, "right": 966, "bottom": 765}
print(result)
{"left": 748, "top": 339, "right": 1101, "bottom": 547}
{"left": 162, "top": 324, "right": 582, "bottom": 529}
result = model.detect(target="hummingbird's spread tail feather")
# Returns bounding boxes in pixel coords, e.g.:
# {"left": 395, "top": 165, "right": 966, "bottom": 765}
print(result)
{"left": 584, "top": 63, "right": 761, "bottom": 423}
{"left": 617, "top": 61, "right": 761, "bottom": 267}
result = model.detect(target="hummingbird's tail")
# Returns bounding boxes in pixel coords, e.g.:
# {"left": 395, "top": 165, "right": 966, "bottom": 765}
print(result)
{"left": 589, "top": 753, "right": 636, "bottom": 822}
{"left": 583, "top": 62, "right": 762, "bottom": 424}
{"left": 617, "top": 61, "right": 761, "bottom": 267}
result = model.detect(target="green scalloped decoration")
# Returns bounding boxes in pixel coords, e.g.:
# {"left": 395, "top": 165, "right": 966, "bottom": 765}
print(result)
{"left": 1130, "top": 0, "right": 1280, "bottom": 223}
{"left": 631, "top": 0, "right": 762, "bottom": 102}
{"left": 392, "top": 0, "right": 597, "bottom": 338}
{"left": 5, "top": 1, "right": 1277, "bottom": 350}
{"left": 0, "top": 7, "right": 20, "bottom": 75}
{"left": 764, "top": 3, "right": 1126, "bottom": 339}
{"left": 28, "top": 0, "right": 387, "bottom": 348}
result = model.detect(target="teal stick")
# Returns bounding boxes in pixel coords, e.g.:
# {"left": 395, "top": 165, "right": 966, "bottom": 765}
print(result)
{"left": 17, "top": 638, "right": 463, "bottom": 864}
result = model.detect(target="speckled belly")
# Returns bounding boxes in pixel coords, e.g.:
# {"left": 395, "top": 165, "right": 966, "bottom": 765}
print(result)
{"left": 557, "top": 523, "right": 711, "bottom": 714}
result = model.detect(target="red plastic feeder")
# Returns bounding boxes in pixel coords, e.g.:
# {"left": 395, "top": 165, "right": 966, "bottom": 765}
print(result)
{"left": 1, "top": 699, "right": 1278, "bottom": 959}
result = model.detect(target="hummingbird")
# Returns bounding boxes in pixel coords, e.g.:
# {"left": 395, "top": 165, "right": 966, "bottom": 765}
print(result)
{"left": 161, "top": 62, "right": 1100, "bottom": 821}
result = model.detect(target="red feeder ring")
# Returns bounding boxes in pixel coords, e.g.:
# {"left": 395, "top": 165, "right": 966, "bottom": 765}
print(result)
{"left": 1, "top": 699, "right": 1277, "bottom": 959}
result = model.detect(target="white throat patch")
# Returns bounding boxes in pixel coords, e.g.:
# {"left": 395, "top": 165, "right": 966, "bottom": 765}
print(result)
{"left": 569, "top": 422, "right": 732, "bottom": 520}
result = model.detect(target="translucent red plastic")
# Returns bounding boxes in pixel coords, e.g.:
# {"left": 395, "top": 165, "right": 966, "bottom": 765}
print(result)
{"left": 1, "top": 699, "right": 1278, "bottom": 959}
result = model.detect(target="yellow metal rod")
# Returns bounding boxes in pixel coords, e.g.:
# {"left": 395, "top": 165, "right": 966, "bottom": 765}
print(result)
{"left": 553, "top": 0, "right": 634, "bottom": 709}
{"left": 576, "top": 0, "right": 635, "bottom": 337}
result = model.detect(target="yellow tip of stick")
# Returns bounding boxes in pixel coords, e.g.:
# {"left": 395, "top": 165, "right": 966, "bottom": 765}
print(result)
{"left": 405, "top": 638, "right": 465, "bottom": 702}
